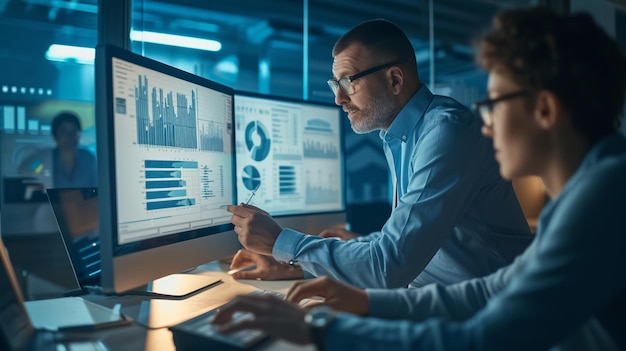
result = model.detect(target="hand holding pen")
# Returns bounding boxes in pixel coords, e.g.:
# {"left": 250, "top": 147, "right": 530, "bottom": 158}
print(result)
{"left": 244, "top": 184, "right": 260, "bottom": 205}
{"left": 221, "top": 184, "right": 259, "bottom": 210}
{"left": 226, "top": 184, "right": 282, "bottom": 255}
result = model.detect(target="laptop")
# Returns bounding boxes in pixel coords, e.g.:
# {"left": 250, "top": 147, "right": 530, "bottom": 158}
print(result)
{"left": 47, "top": 187, "right": 226, "bottom": 300}
{"left": 0, "top": 230, "right": 117, "bottom": 351}
{"left": 46, "top": 187, "right": 101, "bottom": 293}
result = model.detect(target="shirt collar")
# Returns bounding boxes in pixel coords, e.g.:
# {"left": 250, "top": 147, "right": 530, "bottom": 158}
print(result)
{"left": 380, "top": 85, "right": 434, "bottom": 143}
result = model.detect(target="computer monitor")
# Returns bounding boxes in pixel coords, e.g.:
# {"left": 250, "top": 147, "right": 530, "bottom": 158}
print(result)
{"left": 95, "top": 44, "right": 240, "bottom": 296}
{"left": 234, "top": 92, "right": 346, "bottom": 234}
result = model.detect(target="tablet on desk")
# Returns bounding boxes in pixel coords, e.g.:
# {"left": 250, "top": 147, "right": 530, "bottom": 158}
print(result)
{"left": 24, "top": 296, "right": 131, "bottom": 332}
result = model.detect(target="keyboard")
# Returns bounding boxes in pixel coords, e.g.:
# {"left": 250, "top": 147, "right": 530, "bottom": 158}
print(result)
{"left": 170, "top": 290, "right": 284, "bottom": 351}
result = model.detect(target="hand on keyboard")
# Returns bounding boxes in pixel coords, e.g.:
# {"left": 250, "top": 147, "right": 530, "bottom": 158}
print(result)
{"left": 170, "top": 308, "right": 269, "bottom": 351}
{"left": 170, "top": 290, "right": 292, "bottom": 351}
{"left": 210, "top": 291, "right": 311, "bottom": 346}
{"left": 209, "top": 311, "right": 267, "bottom": 348}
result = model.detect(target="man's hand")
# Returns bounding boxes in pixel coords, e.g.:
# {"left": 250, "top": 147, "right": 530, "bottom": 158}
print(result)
{"left": 318, "top": 227, "right": 360, "bottom": 240}
{"left": 229, "top": 249, "right": 304, "bottom": 280}
{"left": 212, "top": 294, "right": 310, "bottom": 345}
{"left": 286, "top": 276, "right": 369, "bottom": 315}
{"left": 226, "top": 204, "right": 283, "bottom": 255}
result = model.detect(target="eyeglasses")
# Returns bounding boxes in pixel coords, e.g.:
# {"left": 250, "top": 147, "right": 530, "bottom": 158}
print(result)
{"left": 472, "top": 91, "right": 528, "bottom": 127}
{"left": 327, "top": 59, "right": 406, "bottom": 96}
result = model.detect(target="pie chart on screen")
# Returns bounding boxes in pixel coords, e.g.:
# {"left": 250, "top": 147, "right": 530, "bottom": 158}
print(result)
{"left": 242, "top": 165, "right": 261, "bottom": 191}
{"left": 244, "top": 120, "right": 271, "bottom": 161}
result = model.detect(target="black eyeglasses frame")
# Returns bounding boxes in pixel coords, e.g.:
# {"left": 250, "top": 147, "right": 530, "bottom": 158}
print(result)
{"left": 472, "top": 91, "right": 529, "bottom": 126}
{"left": 327, "top": 59, "right": 407, "bottom": 96}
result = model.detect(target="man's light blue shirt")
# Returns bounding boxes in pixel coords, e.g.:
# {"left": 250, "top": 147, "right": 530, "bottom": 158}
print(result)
{"left": 273, "top": 86, "right": 533, "bottom": 288}
{"left": 324, "top": 133, "right": 626, "bottom": 351}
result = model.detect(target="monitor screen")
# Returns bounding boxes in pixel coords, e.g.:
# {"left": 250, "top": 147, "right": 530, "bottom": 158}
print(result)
{"left": 95, "top": 44, "right": 240, "bottom": 295}
{"left": 0, "top": 100, "right": 96, "bottom": 235}
{"left": 234, "top": 92, "right": 346, "bottom": 234}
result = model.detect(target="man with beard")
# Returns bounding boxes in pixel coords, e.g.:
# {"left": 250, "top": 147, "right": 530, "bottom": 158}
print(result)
{"left": 226, "top": 19, "right": 533, "bottom": 289}
{"left": 215, "top": 8, "right": 626, "bottom": 350}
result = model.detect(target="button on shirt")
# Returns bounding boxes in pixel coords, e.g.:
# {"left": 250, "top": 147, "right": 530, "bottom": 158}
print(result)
{"left": 273, "top": 85, "right": 533, "bottom": 288}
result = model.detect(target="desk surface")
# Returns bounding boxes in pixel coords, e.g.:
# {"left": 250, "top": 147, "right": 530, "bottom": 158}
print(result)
{"left": 38, "top": 261, "right": 315, "bottom": 351}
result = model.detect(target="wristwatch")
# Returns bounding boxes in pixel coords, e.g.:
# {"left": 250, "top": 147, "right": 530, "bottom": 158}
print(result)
{"left": 304, "top": 306, "right": 337, "bottom": 351}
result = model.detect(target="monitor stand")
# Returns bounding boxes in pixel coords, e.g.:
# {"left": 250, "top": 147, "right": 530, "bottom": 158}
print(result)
{"left": 126, "top": 273, "right": 222, "bottom": 299}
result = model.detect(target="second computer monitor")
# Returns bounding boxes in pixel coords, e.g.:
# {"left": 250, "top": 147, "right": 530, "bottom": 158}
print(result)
{"left": 234, "top": 92, "right": 346, "bottom": 234}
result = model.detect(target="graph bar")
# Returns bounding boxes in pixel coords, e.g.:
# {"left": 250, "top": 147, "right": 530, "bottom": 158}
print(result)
{"left": 145, "top": 170, "right": 182, "bottom": 179}
{"left": 145, "top": 180, "right": 186, "bottom": 189}
{"left": 303, "top": 139, "right": 339, "bottom": 158}
{"left": 144, "top": 160, "right": 198, "bottom": 168}
{"left": 135, "top": 74, "right": 199, "bottom": 149}
{"left": 146, "top": 189, "right": 188, "bottom": 200}
{"left": 143, "top": 158, "right": 200, "bottom": 210}
{"left": 146, "top": 198, "right": 196, "bottom": 210}
{"left": 17, "top": 106, "right": 26, "bottom": 132}
{"left": 2, "top": 105, "right": 15, "bottom": 131}
{"left": 27, "top": 119, "right": 39, "bottom": 133}
{"left": 199, "top": 121, "right": 225, "bottom": 151}
{"left": 278, "top": 165, "right": 297, "bottom": 195}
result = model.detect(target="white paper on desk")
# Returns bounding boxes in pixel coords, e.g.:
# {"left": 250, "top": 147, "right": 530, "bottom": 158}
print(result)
{"left": 24, "top": 296, "right": 124, "bottom": 331}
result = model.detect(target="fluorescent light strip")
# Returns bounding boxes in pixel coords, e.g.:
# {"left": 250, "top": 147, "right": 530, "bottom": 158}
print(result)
{"left": 45, "top": 44, "right": 95, "bottom": 64}
{"left": 130, "top": 30, "right": 221, "bottom": 52}
{"left": 45, "top": 31, "right": 221, "bottom": 64}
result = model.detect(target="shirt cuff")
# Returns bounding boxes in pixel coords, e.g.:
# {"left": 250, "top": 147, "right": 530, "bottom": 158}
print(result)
{"left": 272, "top": 228, "right": 306, "bottom": 262}
{"left": 366, "top": 288, "right": 413, "bottom": 318}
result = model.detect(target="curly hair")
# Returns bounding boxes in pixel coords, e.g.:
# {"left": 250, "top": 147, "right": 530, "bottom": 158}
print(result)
{"left": 475, "top": 7, "right": 626, "bottom": 142}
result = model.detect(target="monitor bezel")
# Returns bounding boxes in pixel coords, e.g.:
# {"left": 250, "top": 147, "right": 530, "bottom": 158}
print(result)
{"left": 96, "top": 44, "right": 240, "bottom": 294}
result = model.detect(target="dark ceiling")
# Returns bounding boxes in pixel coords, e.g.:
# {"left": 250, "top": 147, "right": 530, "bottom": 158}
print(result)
{"left": 0, "top": 0, "right": 535, "bottom": 62}
{"left": 4, "top": 0, "right": 623, "bottom": 99}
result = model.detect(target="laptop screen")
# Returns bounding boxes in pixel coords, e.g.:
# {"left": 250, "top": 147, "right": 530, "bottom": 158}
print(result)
{"left": 47, "top": 187, "right": 101, "bottom": 288}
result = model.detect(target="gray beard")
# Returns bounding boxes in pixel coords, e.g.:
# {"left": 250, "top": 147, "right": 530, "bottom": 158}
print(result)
{"left": 350, "top": 90, "right": 396, "bottom": 134}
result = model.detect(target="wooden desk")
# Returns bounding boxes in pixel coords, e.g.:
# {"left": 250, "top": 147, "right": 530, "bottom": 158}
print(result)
{"left": 64, "top": 261, "right": 315, "bottom": 351}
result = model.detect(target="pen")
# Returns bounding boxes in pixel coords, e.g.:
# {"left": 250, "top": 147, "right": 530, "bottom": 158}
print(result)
{"left": 219, "top": 184, "right": 260, "bottom": 210}
{"left": 245, "top": 184, "right": 260, "bottom": 205}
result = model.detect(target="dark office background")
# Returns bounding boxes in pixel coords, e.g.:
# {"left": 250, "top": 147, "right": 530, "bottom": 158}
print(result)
{"left": 1, "top": 0, "right": 625, "bottom": 237}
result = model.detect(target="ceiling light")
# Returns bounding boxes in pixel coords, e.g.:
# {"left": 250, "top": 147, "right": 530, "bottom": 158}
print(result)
{"left": 45, "top": 44, "right": 95, "bottom": 64}
{"left": 130, "top": 30, "right": 221, "bottom": 52}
